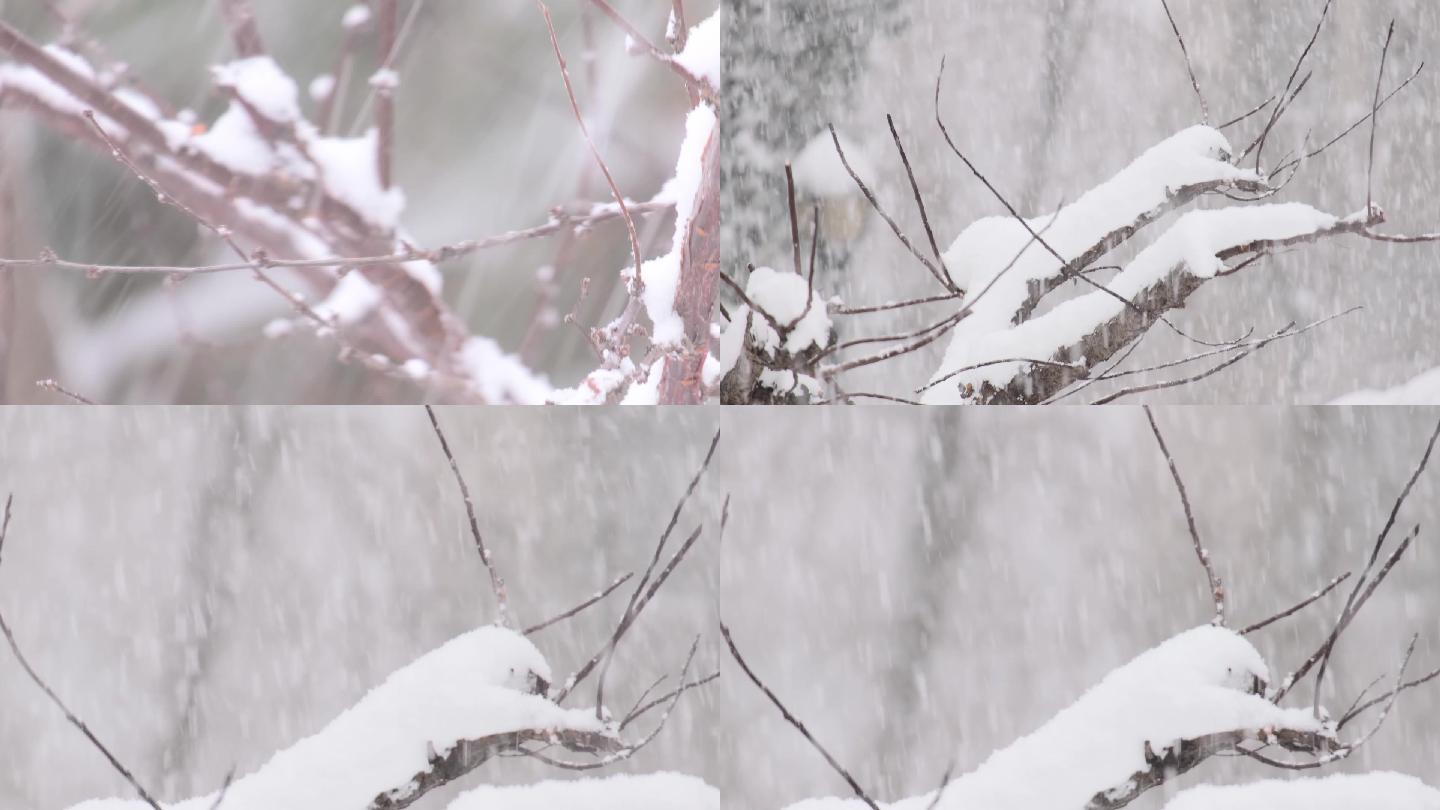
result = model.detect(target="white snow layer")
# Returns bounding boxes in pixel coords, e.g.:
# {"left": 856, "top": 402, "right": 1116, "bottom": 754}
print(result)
{"left": 1164, "top": 773, "right": 1440, "bottom": 810}
{"left": 744, "top": 266, "right": 832, "bottom": 355}
{"left": 67, "top": 627, "right": 605, "bottom": 810}
{"left": 309, "top": 129, "right": 407, "bottom": 229}
{"left": 641, "top": 102, "right": 718, "bottom": 348}
{"left": 672, "top": 9, "right": 720, "bottom": 94}
{"left": 919, "top": 126, "right": 1337, "bottom": 402}
{"left": 459, "top": 337, "right": 553, "bottom": 404}
{"left": 448, "top": 772, "right": 720, "bottom": 810}
{"left": 1333, "top": 365, "right": 1440, "bottom": 404}
{"left": 212, "top": 56, "right": 301, "bottom": 123}
{"left": 783, "top": 626, "right": 1326, "bottom": 810}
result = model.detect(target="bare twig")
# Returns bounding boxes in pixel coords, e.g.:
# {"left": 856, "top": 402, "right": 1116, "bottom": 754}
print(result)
{"left": 887, "top": 114, "right": 956, "bottom": 289}
{"left": 721, "top": 620, "right": 881, "bottom": 810}
{"left": 1365, "top": 20, "right": 1396, "bottom": 215}
{"left": 35, "top": 379, "right": 98, "bottom": 404}
{"left": 1240, "top": 571, "right": 1351, "bottom": 636}
{"left": 1160, "top": 0, "right": 1209, "bottom": 124}
{"left": 536, "top": 0, "right": 645, "bottom": 287}
{"left": 523, "top": 572, "right": 633, "bottom": 636}
{"left": 0, "top": 501, "right": 164, "bottom": 810}
{"left": 1143, "top": 406, "right": 1225, "bottom": 626}
{"left": 424, "top": 405, "right": 512, "bottom": 629}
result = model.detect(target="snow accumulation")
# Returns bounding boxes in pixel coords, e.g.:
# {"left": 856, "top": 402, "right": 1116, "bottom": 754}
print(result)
{"left": 782, "top": 626, "right": 1326, "bottom": 810}
{"left": 924, "top": 202, "right": 1341, "bottom": 401}
{"left": 448, "top": 772, "right": 720, "bottom": 810}
{"left": 309, "top": 129, "right": 407, "bottom": 230}
{"left": 1333, "top": 365, "right": 1440, "bottom": 404}
{"left": 1163, "top": 773, "right": 1440, "bottom": 810}
{"left": 672, "top": 9, "right": 721, "bottom": 94}
{"left": 67, "top": 627, "right": 605, "bottom": 810}
{"left": 459, "top": 336, "right": 553, "bottom": 405}
{"left": 792, "top": 130, "right": 874, "bottom": 199}
{"left": 918, "top": 125, "right": 1335, "bottom": 403}
{"left": 742, "top": 266, "right": 833, "bottom": 356}
{"left": 641, "top": 102, "right": 718, "bottom": 348}
{"left": 212, "top": 56, "right": 301, "bottom": 124}
{"left": 621, "top": 358, "right": 665, "bottom": 405}
{"left": 314, "top": 271, "right": 382, "bottom": 326}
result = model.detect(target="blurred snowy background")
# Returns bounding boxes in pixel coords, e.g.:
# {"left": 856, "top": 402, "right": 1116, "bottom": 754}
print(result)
{"left": 723, "top": 0, "right": 1440, "bottom": 403}
{"left": 717, "top": 408, "right": 1440, "bottom": 808}
{"left": 0, "top": 0, "right": 714, "bottom": 403}
{"left": 0, "top": 408, "right": 722, "bottom": 808}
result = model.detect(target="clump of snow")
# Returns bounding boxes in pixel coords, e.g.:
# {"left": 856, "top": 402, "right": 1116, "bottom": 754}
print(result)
{"left": 459, "top": 336, "right": 552, "bottom": 404}
{"left": 672, "top": 10, "right": 720, "bottom": 94}
{"left": 212, "top": 56, "right": 301, "bottom": 124}
{"left": 447, "top": 772, "right": 720, "bottom": 810}
{"left": 309, "top": 73, "right": 336, "bottom": 102}
{"left": 369, "top": 68, "right": 399, "bottom": 91}
{"left": 621, "top": 360, "right": 664, "bottom": 405}
{"left": 758, "top": 368, "right": 822, "bottom": 399}
{"left": 1164, "top": 773, "right": 1440, "bottom": 810}
{"left": 342, "top": 4, "right": 372, "bottom": 30}
{"left": 640, "top": 102, "right": 717, "bottom": 347}
{"left": 550, "top": 367, "right": 629, "bottom": 405}
{"left": 192, "top": 103, "right": 277, "bottom": 174}
{"left": 309, "top": 129, "right": 406, "bottom": 229}
{"left": 68, "top": 627, "right": 605, "bottom": 810}
{"left": 783, "top": 626, "right": 1327, "bottom": 810}
{"left": 401, "top": 358, "right": 431, "bottom": 381}
{"left": 314, "top": 271, "right": 381, "bottom": 325}
{"left": 1333, "top": 365, "right": 1440, "bottom": 404}
{"left": 792, "top": 130, "right": 873, "bottom": 199}
{"left": 744, "top": 267, "right": 832, "bottom": 356}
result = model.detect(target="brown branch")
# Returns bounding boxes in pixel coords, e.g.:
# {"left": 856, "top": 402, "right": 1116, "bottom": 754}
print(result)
{"left": 827, "top": 124, "right": 953, "bottom": 293}
{"left": 721, "top": 620, "right": 881, "bottom": 810}
{"left": 1143, "top": 406, "right": 1225, "bottom": 626}
{"left": 0, "top": 202, "right": 674, "bottom": 276}
{"left": 887, "top": 113, "right": 956, "bottom": 290}
{"left": 536, "top": 0, "right": 644, "bottom": 290}
{"left": 524, "top": 572, "right": 633, "bottom": 636}
{"left": 1160, "top": 0, "right": 1209, "bottom": 124}
{"left": 1365, "top": 21, "right": 1396, "bottom": 214}
{"left": 0, "top": 499, "right": 164, "bottom": 810}
{"left": 374, "top": 0, "right": 398, "bottom": 192}
{"left": 218, "top": 0, "right": 266, "bottom": 57}
{"left": 554, "top": 429, "right": 720, "bottom": 705}
{"left": 1240, "top": 571, "right": 1351, "bottom": 635}
{"left": 35, "top": 378, "right": 98, "bottom": 404}
{"left": 424, "top": 406, "right": 512, "bottom": 629}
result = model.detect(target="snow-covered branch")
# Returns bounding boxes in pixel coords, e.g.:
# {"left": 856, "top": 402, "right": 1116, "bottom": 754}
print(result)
{"left": 0, "top": 2, "right": 719, "bottom": 403}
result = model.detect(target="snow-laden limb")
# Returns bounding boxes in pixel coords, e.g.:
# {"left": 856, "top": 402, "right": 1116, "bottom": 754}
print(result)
{"left": 1162, "top": 773, "right": 1440, "bottom": 810}
{"left": 923, "top": 202, "right": 1379, "bottom": 404}
{"left": 66, "top": 627, "right": 612, "bottom": 810}
{"left": 781, "top": 627, "right": 1331, "bottom": 810}
{"left": 0, "top": 21, "right": 558, "bottom": 402}
{"left": 1333, "top": 366, "right": 1440, "bottom": 404}
{"left": 447, "top": 772, "right": 720, "bottom": 810}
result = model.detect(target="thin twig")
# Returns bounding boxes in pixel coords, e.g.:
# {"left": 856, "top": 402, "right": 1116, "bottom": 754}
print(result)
{"left": 424, "top": 405, "right": 512, "bottom": 629}
{"left": 720, "top": 621, "right": 881, "bottom": 810}
{"left": 0, "top": 501, "right": 164, "bottom": 810}
{"left": 35, "top": 379, "right": 97, "bottom": 404}
{"left": 1160, "top": 0, "right": 1209, "bottom": 124}
{"left": 536, "top": 1, "right": 645, "bottom": 290}
{"left": 1143, "top": 406, "right": 1225, "bottom": 626}
{"left": 1240, "top": 571, "right": 1351, "bottom": 635}
{"left": 523, "top": 572, "right": 633, "bottom": 636}
{"left": 1365, "top": 20, "right": 1396, "bottom": 216}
